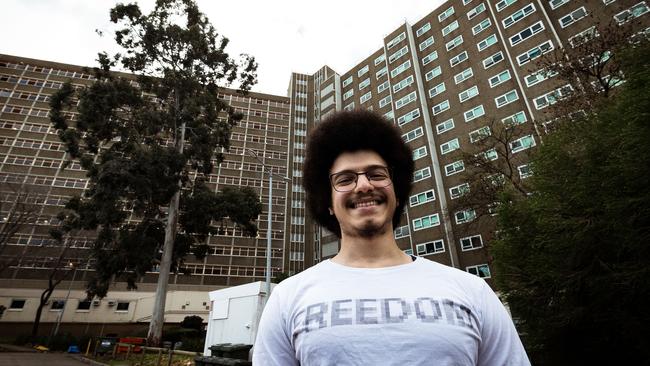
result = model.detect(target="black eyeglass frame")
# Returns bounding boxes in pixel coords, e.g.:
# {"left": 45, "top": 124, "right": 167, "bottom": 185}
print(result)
{"left": 329, "top": 165, "right": 393, "bottom": 192}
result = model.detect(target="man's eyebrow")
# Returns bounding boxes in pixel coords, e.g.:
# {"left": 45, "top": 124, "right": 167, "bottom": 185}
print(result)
{"left": 331, "top": 164, "right": 387, "bottom": 174}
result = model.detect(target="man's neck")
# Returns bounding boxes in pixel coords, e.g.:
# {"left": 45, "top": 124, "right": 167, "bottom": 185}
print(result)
{"left": 332, "top": 231, "right": 412, "bottom": 268}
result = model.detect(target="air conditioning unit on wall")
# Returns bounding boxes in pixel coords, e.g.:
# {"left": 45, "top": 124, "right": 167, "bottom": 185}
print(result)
{"left": 107, "top": 300, "right": 116, "bottom": 307}
{"left": 92, "top": 300, "right": 101, "bottom": 306}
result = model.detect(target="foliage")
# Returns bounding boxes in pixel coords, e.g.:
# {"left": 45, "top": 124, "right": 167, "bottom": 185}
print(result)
{"left": 491, "top": 40, "right": 650, "bottom": 364}
{"left": 180, "top": 315, "right": 204, "bottom": 331}
{"left": 0, "top": 184, "right": 38, "bottom": 272}
{"left": 49, "top": 0, "right": 261, "bottom": 299}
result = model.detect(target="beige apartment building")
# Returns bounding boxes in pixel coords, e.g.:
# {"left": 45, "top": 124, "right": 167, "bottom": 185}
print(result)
{"left": 1, "top": 0, "right": 648, "bottom": 335}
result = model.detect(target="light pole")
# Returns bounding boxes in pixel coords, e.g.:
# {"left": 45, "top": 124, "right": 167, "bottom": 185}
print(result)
{"left": 245, "top": 149, "right": 290, "bottom": 298}
{"left": 52, "top": 262, "right": 77, "bottom": 339}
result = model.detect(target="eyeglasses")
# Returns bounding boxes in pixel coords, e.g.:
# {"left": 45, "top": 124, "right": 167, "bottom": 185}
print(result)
{"left": 329, "top": 166, "right": 392, "bottom": 192}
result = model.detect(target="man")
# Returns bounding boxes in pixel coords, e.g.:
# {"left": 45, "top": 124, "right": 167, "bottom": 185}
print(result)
{"left": 253, "top": 110, "right": 530, "bottom": 365}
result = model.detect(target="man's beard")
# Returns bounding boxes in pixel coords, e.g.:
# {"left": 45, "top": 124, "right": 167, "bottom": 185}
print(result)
{"left": 353, "top": 218, "right": 389, "bottom": 238}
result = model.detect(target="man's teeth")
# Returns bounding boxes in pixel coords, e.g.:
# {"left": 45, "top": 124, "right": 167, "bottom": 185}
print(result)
{"left": 355, "top": 200, "right": 378, "bottom": 208}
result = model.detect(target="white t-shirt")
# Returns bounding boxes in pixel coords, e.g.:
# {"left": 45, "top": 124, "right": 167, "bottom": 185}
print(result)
{"left": 253, "top": 257, "right": 530, "bottom": 366}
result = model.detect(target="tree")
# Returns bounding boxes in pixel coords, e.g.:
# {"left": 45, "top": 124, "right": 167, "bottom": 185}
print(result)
{"left": 180, "top": 315, "right": 204, "bottom": 331}
{"left": 49, "top": 0, "right": 261, "bottom": 345}
{"left": 0, "top": 183, "right": 38, "bottom": 272}
{"left": 490, "top": 39, "right": 650, "bottom": 364}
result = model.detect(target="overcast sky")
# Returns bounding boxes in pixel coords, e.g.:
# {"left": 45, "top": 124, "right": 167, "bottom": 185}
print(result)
{"left": 1, "top": 0, "right": 445, "bottom": 96}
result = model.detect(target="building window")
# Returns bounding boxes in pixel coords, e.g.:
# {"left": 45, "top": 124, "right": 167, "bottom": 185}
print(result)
{"left": 344, "top": 102, "right": 355, "bottom": 111}
{"left": 455, "top": 209, "right": 476, "bottom": 224}
{"left": 495, "top": 90, "right": 519, "bottom": 108}
{"left": 454, "top": 67, "right": 474, "bottom": 84}
{"left": 445, "top": 160, "right": 465, "bottom": 176}
{"left": 391, "top": 60, "right": 412, "bottom": 78}
{"left": 359, "top": 78, "right": 370, "bottom": 90}
{"left": 449, "top": 183, "right": 470, "bottom": 199}
{"left": 439, "top": 6, "right": 455, "bottom": 22}
{"left": 343, "top": 89, "right": 354, "bottom": 100}
{"left": 489, "top": 69, "right": 512, "bottom": 88}
{"left": 560, "top": 7, "right": 588, "bottom": 28}
{"left": 342, "top": 76, "right": 353, "bottom": 87}
{"left": 10, "top": 299, "right": 26, "bottom": 310}
{"left": 374, "top": 54, "right": 386, "bottom": 66}
{"left": 518, "top": 164, "right": 533, "bottom": 178}
{"left": 51, "top": 300, "right": 65, "bottom": 311}
{"left": 467, "top": 2, "right": 486, "bottom": 19}
{"left": 483, "top": 51, "right": 504, "bottom": 69}
{"left": 472, "top": 18, "right": 492, "bottom": 35}
{"left": 422, "top": 51, "right": 439, "bottom": 66}
{"left": 416, "top": 22, "right": 432, "bottom": 37}
{"left": 446, "top": 35, "right": 464, "bottom": 51}
{"left": 533, "top": 84, "right": 573, "bottom": 109}
{"left": 495, "top": 0, "right": 517, "bottom": 12}
{"left": 378, "top": 81, "right": 390, "bottom": 93}
{"left": 460, "top": 235, "right": 483, "bottom": 251}
{"left": 358, "top": 65, "right": 369, "bottom": 77}
{"left": 413, "top": 214, "right": 441, "bottom": 231}
{"left": 510, "top": 21, "right": 545, "bottom": 46}
{"left": 469, "top": 126, "right": 491, "bottom": 143}
{"left": 478, "top": 34, "right": 498, "bottom": 51}
{"left": 464, "top": 105, "right": 485, "bottom": 122}
{"left": 549, "top": 0, "right": 570, "bottom": 11}
{"left": 389, "top": 46, "right": 409, "bottom": 64}
{"left": 568, "top": 26, "right": 600, "bottom": 48}
{"left": 413, "top": 146, "right": 428, "bottom": 160}
{"left": 510, "top": 135, "right": 536, "bottom": 153}
{"left": 403, "top": 126, "right": 424, "bottom": 143}
{"left": 116, "top": 302, "right": 130, "bottom": 312}
{"left": 503, "top": 3, "right": 536, "bottom": 28}
{"left": 395, "top": 91, "right": 417, "bottom": 110}
{"left": 440, "top": 138, "right": 460, "bottom": 155}
{"left": 384, "top": 110, "right": 395, "bottom": 121}
{"left": 419, "top": 36, "right": 435, "bottom": 51}
{"left": 360, "top": 91, "right": 372, "bottom": 104}
{"left": 436, "top": 118, "right": 455, "bottom": 134}
{"left": 614, "top": 2, "right": 649, "bottom": 24}
{"left": 479, "top": 148, "right": 499, "bottom": 161}
{"left": 502, "top": 111, "right": 527, "bottom": 125}
{"left": 379, "top": 95, "right": 392, "bottom": 108}
{"left": 425, "top": 66, "right": 443, "bottom": 81}
{"left": 517, "top": 40, "right": 553, "bottom": 66}
{"left": 429, "top": 82, "right": 446, "bottom": 98}
{"left": 410, "top": 189, "right": 436, "bottom": 206}
{"left": 376, "top": 67, "right": 388, "bottom": 80}
{"left": 395, "top": 225, "right": 410, "bottom": 239}
{"left": 393, "top": 75, "right": 415, "bottom": 93}
{"left": 525, "top": 69, "right": 557, "bottom": 87}
{"left": 459, "top": 86, "right": 479, "bottom": 103}
{"left": 387, "top": 32, "right": 406, "bottom": 50}
{"left": 416, "top": 240, "right": 445, "bottom": 255}
{"left": 77, "top": 300, "right": 91, "bottom": 311}
{"left": 467, "top": 264, "right": 491, "bottom": 278}
{"left": 397, "top": 108, "right": 421, "bottom": 126}
{"left": 432, "top": 100, "right": 451, "bottom": 115}
{"left": 442, "top": 21, "right": 459, "bottom": 37}
{"left": 413, "top": 167, "right": 431, "bottom": 182}
{"left": 450, "top": 51, "right": 469, "bottom": 67}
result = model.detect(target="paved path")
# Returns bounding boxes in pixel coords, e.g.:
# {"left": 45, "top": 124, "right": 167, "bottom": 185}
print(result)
{"left": 0, "top": 352, "right": 94, "bottom": 366}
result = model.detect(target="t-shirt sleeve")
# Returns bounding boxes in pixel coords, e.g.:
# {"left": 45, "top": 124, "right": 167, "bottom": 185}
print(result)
{"left": 252, "top": 286, "right": 299, "bottom": 366}
{"left": 477, "top": 281, "right": 531, "bottom": 366}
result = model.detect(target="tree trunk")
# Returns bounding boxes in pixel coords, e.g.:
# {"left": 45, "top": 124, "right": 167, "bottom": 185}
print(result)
{"left": 148, "top": 109, "right": 186, "bottom": 346}
{"left": 32, "top": 286, "right": 54, "bottom": 337}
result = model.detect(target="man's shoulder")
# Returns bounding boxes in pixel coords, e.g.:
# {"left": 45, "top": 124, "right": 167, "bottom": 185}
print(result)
{"left": 414, "top": 257, "right": 487, "bottom": 286}
{"left": 274, "top": 260, "right": 331, "bottom": 289}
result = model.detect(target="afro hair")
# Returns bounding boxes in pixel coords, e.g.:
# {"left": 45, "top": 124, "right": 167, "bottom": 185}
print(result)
{"left": 303, "top": 109, "right": 414, "bottom": 237}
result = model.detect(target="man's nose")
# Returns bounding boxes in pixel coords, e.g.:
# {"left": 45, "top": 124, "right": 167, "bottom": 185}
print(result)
{"left": 354, "top": 174, "right": 374, "bottom": 192}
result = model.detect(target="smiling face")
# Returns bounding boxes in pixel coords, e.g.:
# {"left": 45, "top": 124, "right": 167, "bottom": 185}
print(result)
{"left": 329, "top": 150, "right": 398, "bottom": 239}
